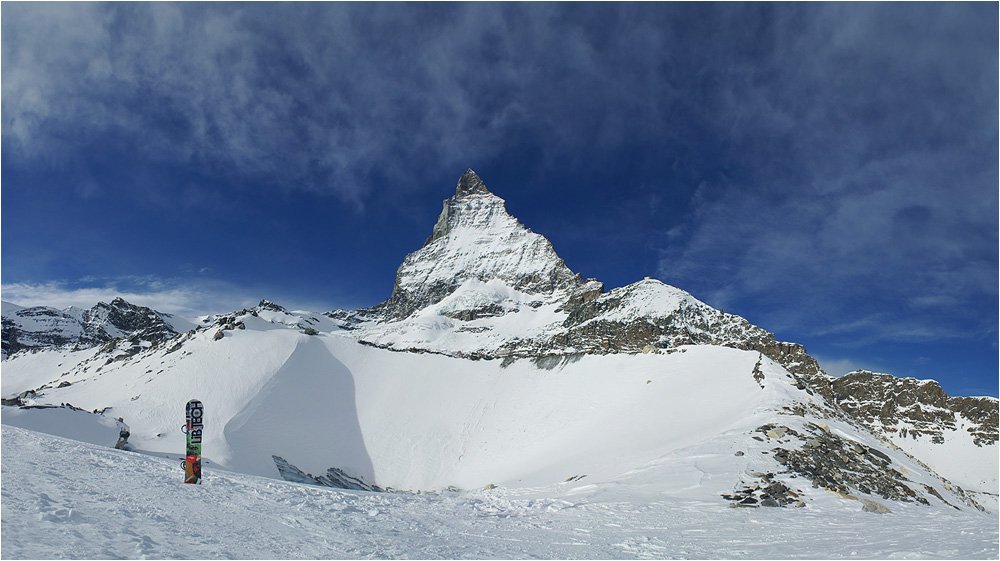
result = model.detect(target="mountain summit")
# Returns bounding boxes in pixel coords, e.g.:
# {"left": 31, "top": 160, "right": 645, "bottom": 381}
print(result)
{"left": 378, "top": 170, "right": 584, "bottom": 319}
{"left": 454, "top": 168, "right": 490, "bottom": 197}
{"left": 362, "top": 171, "right": 822, "bottom": 379}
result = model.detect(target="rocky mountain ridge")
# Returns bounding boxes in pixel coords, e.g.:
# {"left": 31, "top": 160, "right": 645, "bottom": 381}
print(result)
{"left": 353, "top": 172, "right": 830, "bottom": 392}
{"left": 1, "top": 298, "right": 188, "bottom": 359}
{"left": 830, "top": 370, "right": 998, "bottom": 447}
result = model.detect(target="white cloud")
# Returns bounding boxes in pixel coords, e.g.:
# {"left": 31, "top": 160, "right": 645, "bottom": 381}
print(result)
{"left": 1, "top": 279, "right": 258, "bottom": 321}
{"left": 813, "top": 355, "right": 872, "bottom": 378}
{"left": 1, "top": 275, "right": 359, "bottom": 322}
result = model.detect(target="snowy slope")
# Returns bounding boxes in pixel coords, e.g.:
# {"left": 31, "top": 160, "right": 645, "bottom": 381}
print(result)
{"left": 883, "top": 420, "right": 998, "bottom": 511}
{"left": 2, "top": 314, "right": 991, "bottom": 520}
{"left": 3, "top": 425, "right": 998, "bottom": 560}
{"left": 4, "top": 321, "right": 805, "bottom": 490}
{"left": 0, "top": 345, "right": 101, "bottom": 398}
{"left": 1, "top": 405, "right": 126, "bottom": 448}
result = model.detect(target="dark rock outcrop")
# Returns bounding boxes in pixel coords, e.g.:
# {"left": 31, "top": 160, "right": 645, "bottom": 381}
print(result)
{"left": 272, "top": 455, "right": 386, "bottom": 492}
{"left": 831, "top": 371, "right": 998, "bottom": 447}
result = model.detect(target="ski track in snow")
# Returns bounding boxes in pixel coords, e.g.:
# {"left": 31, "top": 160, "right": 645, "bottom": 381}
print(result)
{"left": 2, "top": 426, "right": 997, "bottom": 560}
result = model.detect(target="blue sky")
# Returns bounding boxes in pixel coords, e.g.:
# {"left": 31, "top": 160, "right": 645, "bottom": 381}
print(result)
{"left": 2, "top": 3, "right": 997, "bottom": 397}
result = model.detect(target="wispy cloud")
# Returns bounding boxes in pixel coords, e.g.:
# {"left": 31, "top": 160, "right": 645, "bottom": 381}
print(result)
{"left": 813, "top": 355, "right": 871, "bottom": 378}
{"left": 1, "top": 277, "right": 259, "bottom": 320}
{"left": 2, "top": 4, "right": 687, "bottom": 208}
{"left": 655, "top": 3, "right": 998, "bottom": 346}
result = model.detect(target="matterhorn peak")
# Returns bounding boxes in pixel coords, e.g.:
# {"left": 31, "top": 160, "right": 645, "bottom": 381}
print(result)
{"left": 376, "top": 169, "right": 583, "bottom": 319}
{"left": 455, "top": 168, "right": 490, "bottom": 197}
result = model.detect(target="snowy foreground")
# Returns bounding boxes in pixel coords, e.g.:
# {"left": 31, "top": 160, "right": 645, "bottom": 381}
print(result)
{"left": 3, "top": 426, "right": 997, "bottom": 560}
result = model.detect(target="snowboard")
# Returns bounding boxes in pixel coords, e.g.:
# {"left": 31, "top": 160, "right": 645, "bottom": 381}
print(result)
{"left": 183, "top": 399, "right": 204, "bottom": 484}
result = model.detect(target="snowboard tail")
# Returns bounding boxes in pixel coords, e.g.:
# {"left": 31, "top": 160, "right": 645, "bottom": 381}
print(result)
{"left": 184, "top": 399, "right": 204, "bottom": 484}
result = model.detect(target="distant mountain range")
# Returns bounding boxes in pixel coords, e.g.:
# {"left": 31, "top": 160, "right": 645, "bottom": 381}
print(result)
{"left": 1, "top": 298, "right": 193, "bottom": 359}
{"left": 3, "top": 170, "right": 996, "bottom": 514}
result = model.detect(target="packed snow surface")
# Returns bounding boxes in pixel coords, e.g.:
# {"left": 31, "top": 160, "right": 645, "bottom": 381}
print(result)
{"left": 2, "top": 426, "right": 997, "bottom": 560}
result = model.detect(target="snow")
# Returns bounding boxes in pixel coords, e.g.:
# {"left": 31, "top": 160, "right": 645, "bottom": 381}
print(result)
{"left": 393, "top": 189, "right": 579, "bottom": 302}
{"left": 2, "top": 311, "right": 997, "bottom": 560}
{"left": 1, "top": 406, "right": 124, "bottom": 447}
{"left": 585, "top": 278, "right": 701, "bottom": 324}
{"left": 158, "top": 311, "right": 197, "bottom": 334}
{"left": 5, "top": 327, "right": 811, "bottom": 491}
{"left": 1, "top": 301, "right": 26, "bottom": 315}
{"left": 3, "top": 425, "right": 997, "bottom": 559}
{"left": 3, "top": 312, "right": 996, "bottom": 506}
{"left": 361, "top": 278, "right": 569, "bottom": 354}
{"left": 0, "top": 346, "right": 100, "bottom": 398}
{"left": 886, "top": 418, "right": 999, "bottom": 509}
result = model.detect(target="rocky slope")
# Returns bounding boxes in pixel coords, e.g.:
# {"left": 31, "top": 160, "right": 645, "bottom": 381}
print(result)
{"left": 2, "top": 298, "right": 191, "bottom": 359}
{"left": 830, "top": 370, "right": 998, "bottom": 447}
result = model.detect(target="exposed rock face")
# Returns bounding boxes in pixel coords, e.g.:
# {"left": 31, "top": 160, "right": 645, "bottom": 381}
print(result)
{"left": 272, "top": 455, "right": 385, "bottom": 492}
{"left": 723, "top": 472, "right": 806, "bottom": 508}
{"left": 830, "top": 370, "right": 998, "bottom": 447}
{"left": 735, "top": 421, "right": 986, "bottom": 511}
{"left": 2, "top": 304, "right": 82, "bottom": 356}
{"left": 549, "top": 280, "right": 826, "bottom": 388}
{"left": 376, "top": 169, "right": 583, "bottom": 320}
{"left": 764, "top": 422, "right": 929, "bottom": 504}
{"left": 2, "top": 298, "right": 183, "bottom": 358}
{"left": 80, "top": 298, "right": 180, "bottom": 346}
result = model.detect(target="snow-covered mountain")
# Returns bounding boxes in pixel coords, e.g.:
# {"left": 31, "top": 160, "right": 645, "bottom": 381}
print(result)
{"left": 373, "top": 169, "right": 587, "bottom": 321}
{"left": 1, "top": 298, "right": 193, "bottom": 359}
{"left": 2, "top": 170, "right": 997, "bottom": 521}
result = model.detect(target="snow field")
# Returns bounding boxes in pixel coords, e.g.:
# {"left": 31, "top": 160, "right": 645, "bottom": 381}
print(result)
{"left": 883, "top": 417, "right": 998, "bottom": 508}
{"left": 4, "top": 321, "right": 810, "bottom": 492}
{"left": 1, "top": 406, "right": 124, "bottom": 448}
{"left": 3, "top": 426, "right": 997, "bottom": 560}
{"left": 334, "top": 341, "right": 805, "bottom": 490}
{"left": 0, "top": 346, "right": 100, "bottom": 398}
